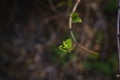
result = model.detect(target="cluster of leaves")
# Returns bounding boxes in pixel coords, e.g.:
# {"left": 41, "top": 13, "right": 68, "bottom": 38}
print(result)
{"left": 59, "top": 38, "right": 73, "bottom": 53}
{"left": 56, "top": 12, "right": 82, "bottom": 65}
{"left": 59, "top": 12, "right": 82, "bottom": 53}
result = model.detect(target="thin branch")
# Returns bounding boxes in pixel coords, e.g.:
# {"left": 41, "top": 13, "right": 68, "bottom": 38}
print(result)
{"left": 77, "top": 43, "right": 98, "bottom": 55}
{"left": 69, "top": 0, "right": 81, "bottom": 30}
{"left": 69, "top": 0, "right": 81, "bottom": 42}
{"left": 69, "top": 0, "right": 97, "bottom": 55}
{"left": 70, "top": 30, "right": 76, "bottom": 42}
{"left": 71, "top": 0, "right": 81, "bottom": 14}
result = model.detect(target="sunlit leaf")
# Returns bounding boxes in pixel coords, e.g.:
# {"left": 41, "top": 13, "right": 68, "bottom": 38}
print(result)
{"left": 71, "top": 13, "right": 82, "bottom": 23}
{"left": 59, "top": 38, "right": 73, "bottom": 53}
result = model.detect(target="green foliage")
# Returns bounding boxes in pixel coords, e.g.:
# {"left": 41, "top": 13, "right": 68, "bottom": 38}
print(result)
{"left": 59, "top": 38, "right": 73, "bottom": 53}
{"left": 60, "top": 53, "right": 76, "bottom": 66}
{"left": 83, "top": 54, "right": 117, "bottom": 75}
{"left": 71, "top": 13, "right": 82, "bottom": 23}
{"left": 51, "top": 47, "right": 76, "bottom": 66}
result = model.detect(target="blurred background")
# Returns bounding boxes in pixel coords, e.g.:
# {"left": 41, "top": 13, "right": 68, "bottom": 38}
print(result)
{"left": 0, "top": 0, "right": 118, "bottom": 80}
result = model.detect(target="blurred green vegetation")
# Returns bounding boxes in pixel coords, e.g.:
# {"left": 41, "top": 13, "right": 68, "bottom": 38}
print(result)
{"left": 83, "top": 53, "right": 118, "bottom": 75}
{"left": 51, "top": 46, "right": 76, "bottom": 66}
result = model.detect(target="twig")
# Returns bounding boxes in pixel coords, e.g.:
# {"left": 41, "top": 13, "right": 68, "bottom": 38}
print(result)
{"left": 69, "top": 0, "right": 80, "bottom": 30}
{"left": 77, "top": 43, "right": 98, "bottom": 55}
{"left": 69, "top": 0, "right": 81, "bottom": 42}
{"left": 69, "top": 0, "right": 97, "bottom": 55}
{"left": 71, "top": 0, "right": 80, "bottom": 14}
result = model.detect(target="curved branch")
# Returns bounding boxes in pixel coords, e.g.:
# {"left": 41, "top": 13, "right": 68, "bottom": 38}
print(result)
{"left": 69, "top": 0, "right": 97, "bottom": 55}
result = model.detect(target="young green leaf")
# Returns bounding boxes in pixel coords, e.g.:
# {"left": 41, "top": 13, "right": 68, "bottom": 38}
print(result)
{"left": 71, "top": 13, "right": 82, "bottom": 23}
{"left": 59, "top": 38, "right": 73, "bottom": 53}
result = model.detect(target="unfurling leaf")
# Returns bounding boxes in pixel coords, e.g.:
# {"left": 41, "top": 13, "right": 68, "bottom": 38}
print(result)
{"left": 59, "top": 38, "right": 73, "bottom": 53}
{"left": 71, "top": 13, "right": 82, "bottom": 23}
